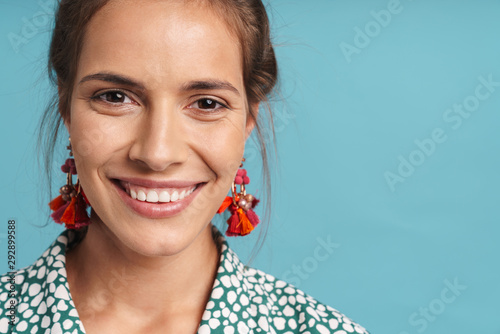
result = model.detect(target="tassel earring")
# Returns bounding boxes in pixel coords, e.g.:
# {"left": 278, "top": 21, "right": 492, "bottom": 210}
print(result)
{"left": 217, "top": 158, "right": 260, "bottom": 237}
{"left": 48, "top": 138, "right": 91, "bottom": 229}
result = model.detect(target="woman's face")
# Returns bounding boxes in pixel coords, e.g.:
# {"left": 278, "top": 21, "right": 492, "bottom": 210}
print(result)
{"left": 66, "top": 0, "right": 255, "bottom": 256}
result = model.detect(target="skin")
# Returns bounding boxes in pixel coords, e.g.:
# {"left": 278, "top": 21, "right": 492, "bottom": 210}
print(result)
{"left": 64, "top": 0, "right": 258, "bottom": 332}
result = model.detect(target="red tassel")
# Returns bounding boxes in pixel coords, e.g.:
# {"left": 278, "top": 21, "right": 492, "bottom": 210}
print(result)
{"left": 73, "top": 194, "right": 91, "bottom": 227}
{"left": 251, "top": 198, "right": 260, "bottom": 209}
{"left": 237, "top": 208, "right": 254, "bottom": 236}
{"left": 51, "top": 202, "right": 70, "bottom": 224}
{"left": 246, "top": 209, "right": 260, "bottom": 227}
{"left": 217, "top": 196, "right": 233, "bottom": 214}
{"left": 225, "top": 207, "right": 242, "bottom": 237}
{"left": 49, "top": 195, "right": 66, "bottom": 211}
{"left": 80, "top": 187, "right": 90, "bottom": 205}
{"left": 60, "top": 197, "right": 77, "bottom": 225}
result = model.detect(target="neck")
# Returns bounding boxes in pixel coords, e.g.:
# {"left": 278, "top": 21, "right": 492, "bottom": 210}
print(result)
{"left": 65, "top": 218, "right": 220, "bottom": 322}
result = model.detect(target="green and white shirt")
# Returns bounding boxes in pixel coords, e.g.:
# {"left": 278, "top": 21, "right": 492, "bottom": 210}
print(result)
{"left": 0, "top": 226, "right": 369, "bottom": 334}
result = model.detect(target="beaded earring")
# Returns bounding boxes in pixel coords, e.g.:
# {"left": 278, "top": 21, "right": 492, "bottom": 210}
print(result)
{"left": 48, "top": 138, "right": 91, "bottom": 229}
{"left": 217, "top": 158, "right": 260, "bottom": 236}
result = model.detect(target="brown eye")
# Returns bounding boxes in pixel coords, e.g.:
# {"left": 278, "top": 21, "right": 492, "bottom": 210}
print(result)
{"left": 95, "top": 91, "right": 133, "bottom": 104}
{"left": 197, "top": 98, "right": 220, "bottom": 110}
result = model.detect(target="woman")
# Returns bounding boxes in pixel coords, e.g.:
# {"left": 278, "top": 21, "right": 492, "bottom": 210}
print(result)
{"left": 0, "top": 0, "right": 369, "bottom": 333}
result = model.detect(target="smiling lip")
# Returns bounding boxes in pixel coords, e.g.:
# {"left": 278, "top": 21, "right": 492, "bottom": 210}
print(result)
{"left": 111, "top": 178, "right": 205, "bottom": 219}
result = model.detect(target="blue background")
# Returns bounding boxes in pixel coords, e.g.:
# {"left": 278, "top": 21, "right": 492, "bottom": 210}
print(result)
{"left": 1, "top": 0, "right": 499, "bottom": 333}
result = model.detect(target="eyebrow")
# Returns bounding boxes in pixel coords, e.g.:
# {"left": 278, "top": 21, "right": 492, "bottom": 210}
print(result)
{"left": 181, "top": 80, "right": 241, "bottom": 97}
{"left": 79, "top": 72, "right": 146, "bottom": 91}
{"left": 79, "top": 72, "right": 240, "bottom": 96}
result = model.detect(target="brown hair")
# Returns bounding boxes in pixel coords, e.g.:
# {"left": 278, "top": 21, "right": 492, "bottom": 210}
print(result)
{"left": 37, "top": 0, "right": 278, "bottom": 259}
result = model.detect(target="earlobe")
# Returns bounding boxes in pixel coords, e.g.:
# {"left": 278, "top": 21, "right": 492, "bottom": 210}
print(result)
{"left": 245, "top": 102, "right": 260, "bottom": 140}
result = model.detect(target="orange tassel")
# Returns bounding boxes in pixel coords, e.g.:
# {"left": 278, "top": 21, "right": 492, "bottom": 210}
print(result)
{"left": 60, "top": 197, "right": 76, "bottom": 225}
{"left": 237, "top": 208, "right": 254, "bottom": 236}
{"left": 217, "top": 196, "right": 233, "bottom": 214}
{"left": 49, "top": 195, "right": 66, "bottom": 211}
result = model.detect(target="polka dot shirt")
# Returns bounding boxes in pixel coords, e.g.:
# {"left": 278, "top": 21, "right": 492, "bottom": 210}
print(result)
{"left": 0, "top": 226, "right": 369, "bottom": 333}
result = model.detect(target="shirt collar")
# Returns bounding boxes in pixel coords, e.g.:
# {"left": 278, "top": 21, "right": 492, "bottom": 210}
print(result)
{"left": 37, "top": 224, "right": 247, "bottom": 331}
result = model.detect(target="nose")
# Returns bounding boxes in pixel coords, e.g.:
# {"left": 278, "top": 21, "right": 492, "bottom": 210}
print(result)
{"left": 128, "top": 102, "right": 189, "bottom": 171}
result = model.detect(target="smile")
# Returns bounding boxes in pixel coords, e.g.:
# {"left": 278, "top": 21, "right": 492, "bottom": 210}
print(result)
{"left": 112, "top": 178, "right": 205, "bottom": 218}
{"left": 120, "top": 181, "right": 198, "bottom": 203}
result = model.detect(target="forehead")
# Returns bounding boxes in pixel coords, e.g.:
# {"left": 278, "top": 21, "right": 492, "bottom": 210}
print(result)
{"left": 77, "top": 0, "right": 243, "bottom": 90}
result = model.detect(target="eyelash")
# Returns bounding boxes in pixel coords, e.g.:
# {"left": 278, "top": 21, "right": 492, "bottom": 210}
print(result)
{"left": 90, "top": 90, "right": 229, "bottom": 112}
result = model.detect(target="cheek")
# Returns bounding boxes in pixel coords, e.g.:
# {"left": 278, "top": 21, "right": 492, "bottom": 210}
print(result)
{"left": 68, "top": 110, "right": 124, "bottom": 191}
{"left": 192, "top": 118, "right": 247, "bottom": 179}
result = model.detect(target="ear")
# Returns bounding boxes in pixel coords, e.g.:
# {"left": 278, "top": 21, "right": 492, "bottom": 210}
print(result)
{"left": 245, "top": 102, "right": 260, "bottom": 140}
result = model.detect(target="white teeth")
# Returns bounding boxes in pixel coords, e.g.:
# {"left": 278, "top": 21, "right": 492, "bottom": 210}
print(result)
{"left": 146, "top": 190, "right": 159, "bottom": 203}
{"left": 137, "top": 190, "right": 146, "bottom": 201}
{"left": 159, "top": 191, "right": 170, "bottom": 203}
{"left": 171, "top": 191, "right": 179, "bottom": 202}
{"left": 127, "top": 184, "right": 198, "bottom": 202}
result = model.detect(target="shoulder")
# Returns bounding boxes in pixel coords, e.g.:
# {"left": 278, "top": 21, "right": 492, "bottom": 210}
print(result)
{"left": 0, "top": 230, "right": 83, "bottom": 333}
{"left": 209, "top": 232, "right": 370, "bottom": 334}
{"left": 240, "top": 264, "right": 369, "bottom": 334}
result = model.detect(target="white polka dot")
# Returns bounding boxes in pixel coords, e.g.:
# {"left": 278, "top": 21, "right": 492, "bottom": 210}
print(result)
{"left": 227, "top": 291, "right": 237, "bottom": 304}
{"left": 329, "top": 318, "right": 339, "bottom": 329}
{"left": 47, "top": 271, "right": 58, "bottom": 283}
{"left": 202, "top": 310, "right": 211, "bottom": 321}
{"left": 273, "top": 317, "right": 286, "bottom": 330}
{"left": 343, "top": 323, "right": 355, "bottom": 332}
{"left": 208, "top": 318, "right": 220, "bottom": 329}
{"left": 54, "top": 285, "right": 69, "bottom": 300}
{"left": 41, "top": 315, "right": 51, "bottom": 328}
{"left": 37, "top": 266, "right": 46, "bottom": 279}
{"left": 288, "top": 318, "right": 297, "bottom": 329}
{"left": 306, "top": 306, "right": 320, "bottom": 321}
{"left": 0, "top": 318, "right": 10, "bottom": 333}
{"left": 31, "top": 292, "right": 43, "bottom": 308}
{"left": 50, "top": 246, "right": 61, "bottom": 256}
{"left": 222, "top": 307, "right": 230, "bottom": 318}
{"left": 57, "top": 300, "right": 68, "bottom": 311}
{"left": 28, "top": 284, "right": 41, "bottom": 297}
{"left": 296, "top": 295, "right": 306, "bottom": 304}
{"left": 37, "top": 301, "right": 47, "bottom": 315}
{"left": 237, "top": 321, "right": 249, "bottom": 334}
{"left": 22, "top": 309, "right": 33, "bottom": 319}
{"left": 229, "top": 312, "right": 238, "bottom": 323}
{"left": 63, "top": 319, "right": 74, "bottom": 330}
{"left": 240, "top": 294, "right": 249, "bottom": 306}
{"left": 258, "top": 316, "right": 269, "bottom": 331}
{"left": 220, "top": 276, "right": 231, "bottom": 288}
{"left": 16, "top": 320, "right": 28, "bottom": 332}
{"left": 51, "top": 322, "right": 63, "bottom": 334}
{"left": 15, "top": 275, "right": 24, "bottom": 285}
{"left": 224, "top": 326, "right": 235, "bottom": 334}
{"left": 212, "top": 287, "right": 224, "bottom": 299}
{"left": 230, "top": 275, "right": 240, "bottom": 288}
